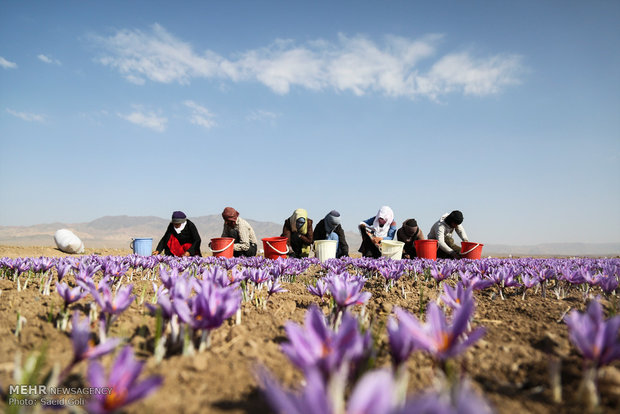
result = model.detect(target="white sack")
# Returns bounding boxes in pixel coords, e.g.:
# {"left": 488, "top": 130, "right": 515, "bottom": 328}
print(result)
{"left": 54, "top": 229, "right": 85, "bottom": 254}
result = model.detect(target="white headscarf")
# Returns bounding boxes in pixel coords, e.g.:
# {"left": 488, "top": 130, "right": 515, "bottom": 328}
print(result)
{"left": 371, "top": 206, "right": 394, "bottom": 238}
{"left": 174, "top": 221, "right": 187, "bottom": 234}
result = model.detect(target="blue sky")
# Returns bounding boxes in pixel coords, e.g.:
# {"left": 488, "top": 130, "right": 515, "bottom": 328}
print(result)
{"left": 1, "top": 0, "right": 619, "bottom": 245}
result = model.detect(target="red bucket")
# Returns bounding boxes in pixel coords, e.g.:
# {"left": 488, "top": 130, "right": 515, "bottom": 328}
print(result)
{"left": 210, "top": 237, "right": 235, "bottom": 258}
{"left": 262, "top": 237, "right": 289, "bottom": 260}
{"left": 460, "top": 241, "right": 484, "bottom": 260}
{"left": 414, "top": 239, "right": 437, "bottom": 260}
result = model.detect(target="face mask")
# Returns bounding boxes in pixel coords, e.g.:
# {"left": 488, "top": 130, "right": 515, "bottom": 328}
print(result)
{"left": 296, "top": 217, "right": 306, "bottom": 230}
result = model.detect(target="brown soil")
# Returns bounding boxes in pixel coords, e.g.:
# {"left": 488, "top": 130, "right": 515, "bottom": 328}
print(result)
{"left": 0, "top": 246, "right": 618, "bottom": 414}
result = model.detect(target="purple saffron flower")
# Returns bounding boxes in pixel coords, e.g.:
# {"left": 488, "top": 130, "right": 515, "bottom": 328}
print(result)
{"left": 402, "top": 378, "right": 493, "bottom": 414}
{"left": 281, "top": 305, "right": 369, "bottom": 378}
{"left": 564, "top": 298, "right": 620, "bottom": 367}
{"left": 560, "top": 267, "right": 585, "bottom": 285}
{"left": 57, "top": 282, "right": 86, "bottom": 309}
{"left": 536, "top": 267, "right": 555, "bottom": 283}
{"left": 151, "top": 282, "right": 167, "bottom": 298}
{"left": 74, "top": 261, "right": 102, "bottom": 281}
{"left": 87, "top": 345, "right": 163, "bottom": 414}
{"left": 229, "top": 268, "right": 246, "bottom": 284}
{"left": 307, "top": 279, "right": 328, "bottom": 302}
{"left": 260, "top": 367, "right": 399, "bottom": 414}
{"left": 326, "top": 272, "right": 371, "bottom": 310}
{"left": 32, "top": 257, "right": 54, "bottom": 274}
{"left": 201, "top": 265, "right": 232, "bottom": 287}
{"left": 90, "top": 283, "right": 136, "bottom": 315}
{"left": 170, "top": 274, "right": 194, "bottom": 301}
{"left": 594, "top": 272, "right": 619, "bottom": 294}
{"left": 258, "top": 367, "right": 331, "bottom": 414}
{"left": 15, "top": 259, "right": 30, "bottom": 276}
{"left": 521, "top": 273, "right": 540, "bottom": 289}
{"left": 489, "top": 267, "right": 520, "bottom": 289}
{"left": 394, "top": 301, "right": 485, "bottom": 361}
{"left": 55, "top": 262, "right": 72, "bottom": 282}
{"left": 158, "top": 265, "right": 180, "bottom": 290}
{"left": 459, "top": 270, "right": 494, "bottom": 291}
{"left": 102, "top": 261, "right": 129, "bottom": 280}
{"left": 387, "top": 316, "right": 416, "bottom": 368}
{"left": 244, "top": 267, "right": 271, "bottom": 285}
{"left": 70, "top": 312, "right": 121, "bottom": 363}
{"left": 145, "top": 293, "right": 174, "bottom": 321}
{"left": 267, "top": 279, "right": 288, "bottom": 297}
{"left": 440, "top": 282, "right": 474, "bottom": 310}
{"left": 430, "top": 263, "right": 455, "bottom": 283}
{"left": 379, "top": 261, "right": 406, "bottom": 282}
{"left": 269, "top": 257, "right": 291, "bottom": 279}
{"left": 175, "top": 284, "right": 241, "bottom": 331}
{"left": 451, "top": 378, "right": 495, "bottom": 414}
{"left": 347, "top": 369, "right": 397, "bottom": 414}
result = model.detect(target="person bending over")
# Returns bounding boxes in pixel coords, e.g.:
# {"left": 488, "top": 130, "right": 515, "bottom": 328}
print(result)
{"left": 427, "top": 210, "right": 468, "bottom": 259}
{"left": 313, "top": 210, "right": 349, "bottom": 258}
{"left": 396, "top": 218, "right": 425, "bottom": 259}
{"left": 358, "top": 206, "right": 397, "bottom": 258}
{"left": 154, "top": 211, "right": 202, "bottom": 257}
{"left": 281, "top": 208, "right": 313, "bottom": 258}
{"left": 220, "top": 207, "right": 258, "bottom": 257}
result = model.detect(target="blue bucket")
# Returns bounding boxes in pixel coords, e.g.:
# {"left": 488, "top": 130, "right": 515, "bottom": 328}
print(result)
{"left": 130, "top": 238, "right": 153, "bottom": 256}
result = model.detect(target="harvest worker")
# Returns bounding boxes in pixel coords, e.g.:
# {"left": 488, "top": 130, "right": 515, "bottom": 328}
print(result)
{"left": 396, "top": 219, "right": 425, "bottom": 259}
{"left": 153, "top": 211, "right": 202, "bottom": 257}
{"left": 281, "top": 208, "right": 314, "bottom": 258}
{"left": 358, "top": 206, "right": 397, "bottom": 258}
{"left": 220, "top": 207, "right": 258, "bottom": 257}
{"left": 427, "top": 210, "right": 468, "bottom": 259}
{"left": 313, "top": 210, "right": 349, "bottom": 258}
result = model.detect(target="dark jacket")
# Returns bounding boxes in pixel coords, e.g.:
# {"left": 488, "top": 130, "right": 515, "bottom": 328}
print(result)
{"left": 396, "top": 226, "right": 423, "bottom": 259}
{"left": 281, "top": 218, "right": 313, "bottom": 258}
{"left": 156, "top": 220, "right": 202, "bottom": 256}
{"left": 313, "top": 219, "right": 349, "bottom": 258}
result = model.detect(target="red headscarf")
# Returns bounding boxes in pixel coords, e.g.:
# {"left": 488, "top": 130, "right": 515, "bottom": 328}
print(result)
{"left": 222, "top": 207, "right": 239, "bottom": 222}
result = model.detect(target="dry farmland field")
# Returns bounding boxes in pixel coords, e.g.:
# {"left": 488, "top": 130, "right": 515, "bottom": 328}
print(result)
{"left": 0, "top": 245, "right": 619, "bottom": 414}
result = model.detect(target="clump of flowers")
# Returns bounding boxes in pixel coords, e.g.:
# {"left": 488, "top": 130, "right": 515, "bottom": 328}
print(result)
{"left": 564, "top": 297, "right": 620, "bottom": 409}
{"left": 392, "top": 299, "right": 485, "bottom": 377}
{"left": 87, "top": 345, "right": 163, "bottom": 413}
{"left": 280, "top": 305, "right": 371, "bottom": 381}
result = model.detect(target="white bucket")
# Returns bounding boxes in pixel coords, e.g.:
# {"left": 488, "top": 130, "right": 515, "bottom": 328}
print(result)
{"left": 314, "top": 240, "right": 338, "bottom": 263}
{"left": 381, "top": 240, "right": 404, "bottom": 260}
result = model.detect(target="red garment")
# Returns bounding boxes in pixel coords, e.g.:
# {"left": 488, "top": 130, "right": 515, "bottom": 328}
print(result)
{"left": 167, "top": 234, "right": 192, "bottom": 257}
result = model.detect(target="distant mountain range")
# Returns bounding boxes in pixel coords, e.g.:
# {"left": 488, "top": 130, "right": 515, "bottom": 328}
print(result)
{"left": 0, "top": 215, "right": 618, "bottom": 257}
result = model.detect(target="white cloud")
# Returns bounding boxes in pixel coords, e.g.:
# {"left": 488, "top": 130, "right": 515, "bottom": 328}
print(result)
{"left": 6, "top": 108, "right": 45, "bottom": 122}
{"left": 0, "top": 56, "right": 17, "bottom": 69}
{"left": 118, "top": 108, "right": 167, "bottom": 132}
{"left": 235, "top": 43, "right": 325, "bottom": 94}
{"left": 425, "top": 53, "right": 522, "bottom": 97}
{"left": 37, "top": 54, "right": 61, "bottom": 65}
{"left": 246, "top": 109, "right": 280, "bottom": 122}
{"left": 183, "top": 100, "right": 216, "bottom": 129}
{"left": 92, "top": 25, "right": 524, "bottom": 100}
{"left": 94, "top": 23, "right": 223, "bottom": 85}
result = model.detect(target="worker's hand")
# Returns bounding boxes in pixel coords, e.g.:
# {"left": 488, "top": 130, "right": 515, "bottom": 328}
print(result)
{"left": 183, "top": 252, "right": 190, "bottom": 257}
{"left": 152, "top": 250, "right": 159, "bottom": 255}
{"left": 372, "top": 236, "right": 382, "bottom": 245}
